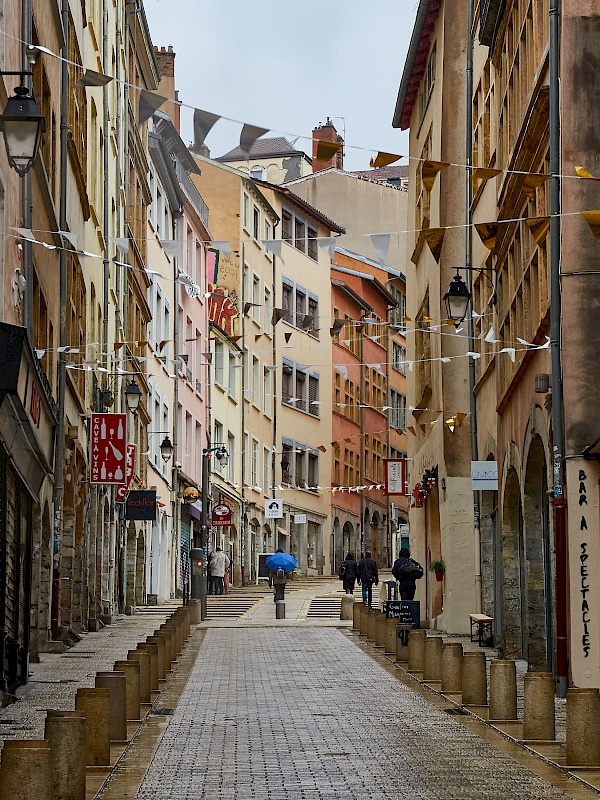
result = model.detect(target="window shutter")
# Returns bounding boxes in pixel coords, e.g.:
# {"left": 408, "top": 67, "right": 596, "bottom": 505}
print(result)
{"left": 308, "top": 375, "right": 319, "bottom": 417}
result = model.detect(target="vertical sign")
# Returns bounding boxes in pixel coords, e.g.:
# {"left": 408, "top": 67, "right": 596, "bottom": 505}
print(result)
{"left": 384, "top": 458, "right": 406, "bottom": 496}
{"left": 116, "top": 444, "right": 136, "bottom": 501}
{"left": 90, "top": 413, "right": 127, "bottom": 484}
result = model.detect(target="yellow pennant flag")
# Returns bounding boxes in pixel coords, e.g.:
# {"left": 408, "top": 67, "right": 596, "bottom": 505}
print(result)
{"left": 475, "top": 221, "right": 499, "bottom": 251}
{"left": 522, "top": 173, "right": 550, "bottom": 200}
{"left": 407, "top": 426, "right": 416, "bottom": 436}
{"left": 422, "top": 160, "right": 450, "bottom": 192}
{"left": 423, "top": 228, "right": 446, "bottom": 262}
{"left": 575, "top": 166, "right": 600, "bottom": 180}
{"left": 370, "top": 151, "right": 402, "bottom": 168}
{"left": 472, "top": 167, "right": 502, "bottom": 181}
{"left": 581, "top": 211, "right": 600, "bottom": 244}
{"left": 525, "top": 216, "right": 550, "bottom": 245}
{"left": 316, "top": 140, "right": 343, "bottom": 161}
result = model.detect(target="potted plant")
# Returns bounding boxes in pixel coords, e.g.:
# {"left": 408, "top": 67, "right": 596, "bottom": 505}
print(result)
{"left": 430, "top": 559, "right": 445, "bottom": 582}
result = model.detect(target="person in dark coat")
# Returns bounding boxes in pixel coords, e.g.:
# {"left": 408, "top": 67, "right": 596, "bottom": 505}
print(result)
{"left": 392, "top": 547, "right": 418, "bottom": 601}
{"left": 358, "top": 552, "right": 378, "bottom": 606}
{"left": 339, "top": 552, "right": 359, "bottom": 594}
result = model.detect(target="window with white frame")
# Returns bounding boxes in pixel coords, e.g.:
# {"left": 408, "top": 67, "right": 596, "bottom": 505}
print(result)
{"left": 228, "top": 353, "right": 237, "bottom": 397}
{"left": 252, "top": 275, "right": 260, "bottom": 323}
{"left": 214, "top": 340, "right": 224, "bottom": 385}
{"left": 163, "top": 297, "right": 170, "bottom": 362}
{"left": 282, "top": 359, "right": 319, "bottom": 417}
{"left": 253, "top": 206, "right": 260, "bottom": 240}
{"left": 243, "top": 193, "right": 249, "bottom": 230}
{"left": 263, "top": 367, "right": 272, "bottom": 417}
{"left": 264, "top": 286, "right": 272, "bottom": 330}
{"left": 243, "top": 432, "right": 249, "bottom": 484}
{"left": 281, "top": 438, "right": 319, "bottom": 491}
{"left": 392, "top": 341, "right": 407, "bottom": 374}
{"left": 265, "top": 219, "right": 271, "bottom": 243}
{"left": 281, "top": 278, "right": 319, "bottom": 337}
{"left": 263, "top": 447, "right": 271, "bottom": 494}
{"left": 214, "top": 420, "right": 224, "bottom": 450}
{"left": 161, "top": 401, "right": 169, "bottom": 476}
{"left": 227, "top": 432, "right": 235, "bottom": 483}
{"left": 389, "top": 283, "right": 407, "bottom": 329}
{"left": 251, "top": 166, "right": 264, "bottom": 181}
{"left": 251, "top": 439, "right": 259, "bottom": 487}
{"left": 252, "top": 355, "right": 260, "bottom": 406}
{"left": 390, "top": 389, "right": 406, "bottom": 430}
{"left": 281, "top": 206, "right": 319, "bottom": 262}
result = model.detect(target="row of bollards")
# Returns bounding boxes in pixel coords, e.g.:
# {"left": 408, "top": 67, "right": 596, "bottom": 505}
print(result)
{"left": 0, "top": 606, "right": 192, "bottom": 800}
{"left": 351, "top": 602, "right": 600, "bottom": 768}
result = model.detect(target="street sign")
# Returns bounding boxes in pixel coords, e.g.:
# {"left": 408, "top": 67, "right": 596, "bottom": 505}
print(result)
{"left": 471, "top": 460, "right": 498, "bottom": 490}
{"left": 294, "top": 513, "right": 307, "bottom": 524}
{"left": 116, "top": 444, "right": 136, "bottom": 501}
{"left": 265, "top": 499, "right": 283, "bottom": 519}
{"left": 90, "top": 413, "right": 127, "bottom": 484}
{"left": 384, "top": 458, "right": 406, "bottom": 495}
{"left": 385, "top": 600, "right": 420, "bottom": 628}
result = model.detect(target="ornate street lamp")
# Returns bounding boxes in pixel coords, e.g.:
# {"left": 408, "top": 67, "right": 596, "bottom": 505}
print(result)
{"left": 0, "top": 83, "right": 45, "bottom": 176}
{"left": 443, "top": 273, "right": 471, "bottom": 325}
{"left": 160, "top": 435, "right": 173, "bottom": 463}
{"left": 214, "top": 446, "right": 229, "bottom": 467}
{"left": 124, "top": 379, "right": 142, "bottom": 413}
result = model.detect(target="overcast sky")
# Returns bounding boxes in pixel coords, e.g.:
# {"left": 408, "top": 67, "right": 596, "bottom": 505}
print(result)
{"left": 143, "top": 0, "right": 416, "bottom": 171}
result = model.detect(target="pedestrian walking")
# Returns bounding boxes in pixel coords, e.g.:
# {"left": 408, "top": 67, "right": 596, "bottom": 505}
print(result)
{"left": 359, "top": 552, "right": 378, "bottom": 606}
{"left": 392, "top": 547, "right": 424, "bottom": 600}
{"left": 207, "top": 551, "right": 215, "bottom": 595}
{"left": 267, "top": 548, "right": 295, "bottom": 603}
{"left": 223, "top": 554, "right": 233, "bottom": 594}
{"left": 338, "top": 552, "right": 359, "bottom": 594}
{"left": 210, "top": 547, "right": 228, "bottom": 595}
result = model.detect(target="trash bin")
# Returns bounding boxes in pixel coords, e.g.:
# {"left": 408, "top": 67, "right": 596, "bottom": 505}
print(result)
{"left": 276, "top": 600, "right": 285, "bottom": 619}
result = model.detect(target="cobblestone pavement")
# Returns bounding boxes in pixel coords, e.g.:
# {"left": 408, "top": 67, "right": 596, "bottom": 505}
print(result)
{"left": 135, "top": 626, "right": 573, "bottom": 800}
{"left": 0, "top": 607, "right": 172, "bottom": 747}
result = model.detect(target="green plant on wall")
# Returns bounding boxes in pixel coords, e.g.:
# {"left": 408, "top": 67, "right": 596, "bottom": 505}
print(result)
{"left": 430, "top": 559, "right": 445, "bottom": 573}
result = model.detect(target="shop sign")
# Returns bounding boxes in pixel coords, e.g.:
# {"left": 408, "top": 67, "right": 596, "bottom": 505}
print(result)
{"left": 471, "top": 461, "right": 498, "bottom": 490}
{"left": 211, "top": 503, "right": 232, "bottom": 527}
{"left": 384, "top": 458, "right": 406, "bottom": 495}
{"left": 125, "top": 490, "right": 157, "bottom": 521}
{"left": 116, "top": 444, "right": 136, "bottom": 501}
{"left": 90, "top": 413, "right": 127, "bottom": 484}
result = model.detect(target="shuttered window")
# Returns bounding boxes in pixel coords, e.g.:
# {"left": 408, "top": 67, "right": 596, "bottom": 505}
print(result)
{"left": 308, "top": 374, "right": 319, "bottom": 417}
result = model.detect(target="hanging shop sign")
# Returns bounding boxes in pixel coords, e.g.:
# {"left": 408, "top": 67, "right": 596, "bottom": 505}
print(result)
{"left": 116, "top": 444, "right": 136, "bottom": 501}
{"left": 90, "top": 413, "right": 127, "bottom": 484}
{"left": 471, "top": 461, "right": 498, "bottom": 491}
{"left": 384, "top": 458, "right": 406, "bottom": 496}
{"left": 211, "top": 503, "right": 233, "bottom": 526}
{"left": 125, "top": 490, "right": 157, "bottom": 521}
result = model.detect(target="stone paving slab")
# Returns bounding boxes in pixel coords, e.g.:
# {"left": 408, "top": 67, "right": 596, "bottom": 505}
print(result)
{"left": 135, "top": 627, "right": 573, "bottom": 800}
{"left": 0, "top": 607, "right": 173, "bottom": 747}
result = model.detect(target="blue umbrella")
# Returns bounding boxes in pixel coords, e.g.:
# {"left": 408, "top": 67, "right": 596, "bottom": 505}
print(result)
{"left": 265, "top": 552, "right": 298, "bottom": 572}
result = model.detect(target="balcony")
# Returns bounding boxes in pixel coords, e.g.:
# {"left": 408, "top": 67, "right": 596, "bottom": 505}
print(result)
{"left": 479, "top": 0, "right": 505, "bottom": 47}
{"left": 176, "top": 161, "right": 209, "bottom": 229}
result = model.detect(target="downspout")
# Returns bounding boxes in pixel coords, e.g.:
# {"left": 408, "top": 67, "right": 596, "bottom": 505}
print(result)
{"left": 102, "top": 0, "right": 110, "bottom": 378}
{"left": 21, "top": 2, "right": 33, "bottom": 338}
{"left": 114, "top": 0, "right": 123, "bottom": 375}
{"left": 549, "top": 0, "right": 567, "bottom": 698}
{"left": 240, "top": 242, "right": 246, "bottom": 585}
{"left": 51, "top": 0, "right": 69, "bottom": 638}
{"left": 465, "top": 0, "right": 482, "bottom": 613}
{"left": 172, "top": 213, "right": 181, "bottom": 599}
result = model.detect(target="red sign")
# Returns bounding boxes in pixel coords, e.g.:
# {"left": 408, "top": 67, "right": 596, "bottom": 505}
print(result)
{"left": 384, "top": 458, "right": 407, "bottom": 496}
{"left": 90, "top": 413, "right": 127, "bottom": 484}
{"left": 211, "top": 503, "right": 233, "bottom": 527}
{"left": 116, "top": 444, "right": 137, "bottom": 501}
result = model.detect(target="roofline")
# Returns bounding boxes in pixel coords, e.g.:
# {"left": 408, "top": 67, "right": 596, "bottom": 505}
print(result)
{"left": 216, "top": 148, "right": 312, "bottom": 164}
{"left": 331, "top": 263, "right": 399, "bottom": 306}
{"left": 334, "top": 246, "right": 406, "bottom": 282}
{"left": 154, "top": 112, "right": 201, "bottom": 175}
{"left": 392, "top": 0, "right": 433, "bottom": 130}
{"left": 331, "top": 277, "right": 372, "bottom": 313}
{"left": 284, "top": 167, "right": 404, "bottom": 193}
{"left": 190, "top": 151, "right": 280, "bottom": 222}
{"left": 254, "top": 179, "right": 345, "bottom": 234}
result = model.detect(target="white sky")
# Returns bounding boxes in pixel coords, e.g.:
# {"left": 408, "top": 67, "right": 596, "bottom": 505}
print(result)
{"left": 143, "top": 0, "right": 416, "bottom": 171}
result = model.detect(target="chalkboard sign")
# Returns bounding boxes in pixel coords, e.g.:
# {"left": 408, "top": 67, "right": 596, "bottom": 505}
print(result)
{"left": 257, "top": 553, "right": 270, "bottom": 580}
{"left": 385, "top": 600, "right": 420, "bottom": 628}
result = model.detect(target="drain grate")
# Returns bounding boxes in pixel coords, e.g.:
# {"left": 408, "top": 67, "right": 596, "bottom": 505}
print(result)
{"left": 150, "top": 708, "right": 175, "bottom": 716}
{"left": 444, "top": 707, "right": 468, "bottom": 715}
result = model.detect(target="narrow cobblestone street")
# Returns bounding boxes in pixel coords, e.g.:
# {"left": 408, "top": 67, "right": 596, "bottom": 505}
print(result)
{"left": 133, "top": 624, "right": 578, "bottom": 800}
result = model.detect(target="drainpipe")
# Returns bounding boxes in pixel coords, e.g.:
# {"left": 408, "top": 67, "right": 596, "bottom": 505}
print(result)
{"left": 21, "top": 2, "right": 33, "bottom": 338}
{"left": 240, "top": 242, "right": 246, "bottom": 585}
{"left": 465, "top": 0, "right": 482, "bottom": 614}
{"left": 51, "top": 0, "right": 69, "bottom": 638}
{"left": 549, "top": 0, "right": 567, "bottom": 698}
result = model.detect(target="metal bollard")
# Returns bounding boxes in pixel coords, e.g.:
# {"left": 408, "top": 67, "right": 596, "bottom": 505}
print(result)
{"left": 0, "top": 740, "right": 52, "bottom": 800}
{"left": 95, "top": 671, "right": 127, "bottom": 742}
{"left": 128, "top": 648, "right": 151, "bottom": 705}
{"left": 276, "top": 599, "right": 285, "bottom": 619}
{"left": 408, "top": 629, "right": 426, "bottom": 673}
{"left": 523, "top": 673, "right": 555, "bottom": 741}
{"left": 45, "top": 710, "right": 86, "bottom": 800}
{"left": 566, "top": 688, "right": 600, "bottom": 766}
{"left": 340, "top": 594, "right": 355, "bottom": 621}
{"left": 423, "top": 636, "right": 443, "bottom": 683}
{"left": 75, "top": 687, "right": 111, "bottom": 765}
{"left": 396, "top": 623, "right": 412, "bottom": 662}
{"left": 115, "top": 659, "right": 141, "bottom": 721}
{"left": 384, "top": 618, "right": 397, "bottom": 654}
{"left": 489, "top": 660, "right": 517, "bottom": 721}
{"left": 441, "top": 642, "right": 463, "bottom": 694}
{"left": 462, "top": 651, "right": 487, "bottom": 706}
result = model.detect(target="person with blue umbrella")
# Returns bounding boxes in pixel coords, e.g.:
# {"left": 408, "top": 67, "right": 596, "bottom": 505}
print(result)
{"left": 266, "top": 549, "right": 298, "bottom": 604}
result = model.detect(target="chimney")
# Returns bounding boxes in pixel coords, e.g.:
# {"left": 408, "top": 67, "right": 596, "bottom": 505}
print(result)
{"left": 153, "top": 45, "right": 180, "bottom": 131}
{"left": 312, "top": 117, "right": 344, "bottom": 173}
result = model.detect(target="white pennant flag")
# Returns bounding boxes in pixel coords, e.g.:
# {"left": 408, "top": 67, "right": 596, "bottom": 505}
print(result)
{"left": 318, "top": 237, "right": 337, "bottom": 259}
{"left": 58, "top": 230, "right": 78, "bottom": 249}
{"left": 212, "top": 241, "right": 231, "bottom": 259}
{"left": 335, "top": 364, "right": 348, "bottom": 381}
{"left": 500, "top": 347, "right": 516, "bottom": 362}
{"left": 110, "top": 237, "right": 129, "bottom": 255}
{"left": 160, "top": 239, "right": 180, "bottom": 258}
{"left": 484, "top": 327, "right": 499, "bottom": 343}
{"left": 466, "top": 351, "right": 481, "bottom": 359}
{"left": 263, "top": 239, "right": 284, "bottom": 261}
{"left": 370, "top": 233, "right": 391, "bottom": 265}
{"left": 13, "top": 227, "right": 37, "bottom": 242}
